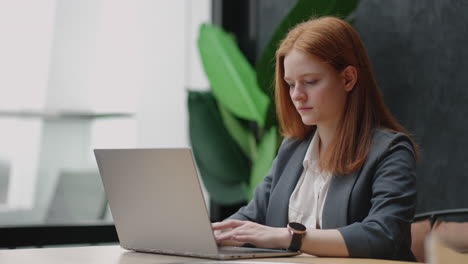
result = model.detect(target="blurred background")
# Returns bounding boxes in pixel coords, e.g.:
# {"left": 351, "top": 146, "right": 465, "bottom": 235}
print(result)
{"left": 1, "top": 0, "right": 467, "bottom": 249}
{"left": 0, "top": 0, "right": 210, "bottom": 246}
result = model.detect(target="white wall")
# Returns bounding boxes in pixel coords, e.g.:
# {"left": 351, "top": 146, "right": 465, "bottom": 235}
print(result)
{"left": 0, "top": 0, "right": 211, "bottom": 224}
{"left": 89, "top": 0, "right": 211, "bottom": 149}
{"left": 0, "top": 0, "right": 56, "bottom": 209}
{"left": 185, "top": 0, "right": 212, "bottom": 90}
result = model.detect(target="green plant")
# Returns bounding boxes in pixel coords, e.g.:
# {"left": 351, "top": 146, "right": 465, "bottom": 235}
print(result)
{"left": 189, "top": 0, "right": 359, "bottom": 206}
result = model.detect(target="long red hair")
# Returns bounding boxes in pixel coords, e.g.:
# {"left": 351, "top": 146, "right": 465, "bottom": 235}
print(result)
{"left": 275, "top": 16, "right": 418, "bottom": 174}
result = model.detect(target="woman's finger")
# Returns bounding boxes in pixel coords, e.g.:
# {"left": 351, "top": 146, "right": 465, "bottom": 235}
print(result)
{"left": 212, "top": 219, "right": 246, "bottom": 230}
{"left": 215, "top": 228, "right": 250, "bottom": 241}
{"left": 231, "top": 234, "right": 255, "bottom": 244}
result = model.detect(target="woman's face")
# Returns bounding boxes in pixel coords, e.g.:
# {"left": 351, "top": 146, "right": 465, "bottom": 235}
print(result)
{"left": 283, "top": 49, "right": 353, "bottom": 127}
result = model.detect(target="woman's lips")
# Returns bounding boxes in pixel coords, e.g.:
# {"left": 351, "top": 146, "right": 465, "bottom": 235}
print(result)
{"left": 298, "top": 107, "right": 313, "bottom": 111}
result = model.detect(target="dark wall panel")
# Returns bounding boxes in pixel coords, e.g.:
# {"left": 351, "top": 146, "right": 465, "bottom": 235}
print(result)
{"left": 255, "top": 0, "right": 298, "bottom": 60}
{"left": 353, "top": 0, "right": 468, "bottom": 213}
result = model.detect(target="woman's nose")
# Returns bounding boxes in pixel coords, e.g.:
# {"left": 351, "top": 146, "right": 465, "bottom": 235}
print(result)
{"left": 291, "top": 85, "right": 306, "bottom": 101}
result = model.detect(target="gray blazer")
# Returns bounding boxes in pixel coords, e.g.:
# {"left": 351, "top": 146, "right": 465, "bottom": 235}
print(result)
{"left": 229, "top": 129, "right": 417, "bottom": 261}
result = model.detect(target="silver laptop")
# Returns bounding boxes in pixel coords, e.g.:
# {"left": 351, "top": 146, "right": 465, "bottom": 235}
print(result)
{"left": 94, "top": 148, "right": 300, "bottom": 259}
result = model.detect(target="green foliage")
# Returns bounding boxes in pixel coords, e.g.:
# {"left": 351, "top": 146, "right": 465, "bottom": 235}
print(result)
{"left": 198, "top": 24, "right": 270, "bottom": 128}
{"left": 218, "top": 103, "right": 257, "bottom": 160}
{"left": 248, "top": 127, "right": 277, "bottom": 198}
{"left": 188, "top": 91, "right": 250, "bottom": 204}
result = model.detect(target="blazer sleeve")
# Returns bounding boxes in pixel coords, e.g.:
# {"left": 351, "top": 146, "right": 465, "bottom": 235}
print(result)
{"left": 227, "top": 138, "right": 293, "bottom": 224}
{"left": 337, "top": 137, "right": 417, "bottom": 259}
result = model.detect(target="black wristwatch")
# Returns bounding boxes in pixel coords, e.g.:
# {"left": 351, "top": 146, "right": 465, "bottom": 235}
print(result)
{"left": 287, "top": 222, "right": 306, "bottom": 251}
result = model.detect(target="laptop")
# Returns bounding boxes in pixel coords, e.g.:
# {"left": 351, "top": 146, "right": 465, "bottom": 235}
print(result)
{"left": 94, "top": 148, "right": 300, "bottom": 259}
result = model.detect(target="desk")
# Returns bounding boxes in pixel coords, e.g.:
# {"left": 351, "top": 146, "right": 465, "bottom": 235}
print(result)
{"left": 0, "top": 245, "right": 416, "bottom": 264}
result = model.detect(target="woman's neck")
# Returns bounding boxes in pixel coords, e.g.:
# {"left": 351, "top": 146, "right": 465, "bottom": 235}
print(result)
{"left": 316, "top": 120, "right": 339, "bottom": 156}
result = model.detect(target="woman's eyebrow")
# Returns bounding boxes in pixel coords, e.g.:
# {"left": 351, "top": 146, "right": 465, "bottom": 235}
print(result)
{"left": 284, "top": 72, "right": 321, "bottom": 81}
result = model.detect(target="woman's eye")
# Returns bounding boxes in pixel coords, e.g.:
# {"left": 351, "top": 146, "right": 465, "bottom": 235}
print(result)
{"left": 306, "top": 80, "right": 317, "bottom": 85}
{"left": 287, "top": 83, "right": 295, "bottom": 88}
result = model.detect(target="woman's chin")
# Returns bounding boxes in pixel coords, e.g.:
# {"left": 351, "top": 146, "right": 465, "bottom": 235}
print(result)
{"left": 301, "top": 118, "right": 318, "bottom": 126}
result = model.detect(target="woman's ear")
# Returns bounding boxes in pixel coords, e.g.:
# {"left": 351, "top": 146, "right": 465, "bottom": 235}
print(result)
{"left": 341, "top": 66, "right": 357, "bottom": 92}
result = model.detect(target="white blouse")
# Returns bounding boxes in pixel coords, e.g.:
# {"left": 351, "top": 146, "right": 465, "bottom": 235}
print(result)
{"left": 288, "top": 132, "right": 332, "bottom": 229}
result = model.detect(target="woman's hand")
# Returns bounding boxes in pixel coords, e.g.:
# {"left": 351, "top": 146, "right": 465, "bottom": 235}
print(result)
{"left": 213, "top": 228, "right": 244, "bottom": 247}
{"left": 212, "top": 219, "right": 290, "bottom": 249}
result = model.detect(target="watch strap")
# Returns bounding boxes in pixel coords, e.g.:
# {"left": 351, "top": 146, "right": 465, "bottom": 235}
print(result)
{"left": 288, "top": 232, "right": 303, "bottom": 251}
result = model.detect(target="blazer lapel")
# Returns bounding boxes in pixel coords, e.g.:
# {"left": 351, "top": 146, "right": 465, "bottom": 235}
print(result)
{"left": 267, "top": 133, "right": 313, "bottom": 227}
{"left": 322, "top": 169, "right": 360, "bottom": 229}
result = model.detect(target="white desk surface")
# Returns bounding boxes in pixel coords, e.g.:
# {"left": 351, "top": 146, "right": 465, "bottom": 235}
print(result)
{"left": 0, "top": 245, "right": 416, "bottom": 264}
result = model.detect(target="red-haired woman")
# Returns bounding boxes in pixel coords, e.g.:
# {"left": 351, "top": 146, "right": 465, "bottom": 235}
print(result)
{"left": 213, "top": 16, "right": 418, "bottom": 261}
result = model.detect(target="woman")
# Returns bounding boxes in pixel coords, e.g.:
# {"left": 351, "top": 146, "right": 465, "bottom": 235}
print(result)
{"left": 212, "top": 16, "right": 418, "bottom": 261}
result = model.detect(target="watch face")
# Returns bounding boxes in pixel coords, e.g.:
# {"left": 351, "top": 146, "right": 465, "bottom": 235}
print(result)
{"left": 289, "top": 222, "right": 306, "bottom": 232}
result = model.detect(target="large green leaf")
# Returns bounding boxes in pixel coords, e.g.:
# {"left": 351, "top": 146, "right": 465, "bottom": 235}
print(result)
{"left": 188, "top": 90, "right": 250, "bottom": 205}
{"left": 218, "top": 104, "right": 257, "bottom": 160}
{"left": 198, "top": 24, "right": 270, "bottom": 127}
{"left": 256, "top": 0, "right": 360, "bottom": 128}
{"left": 248, "top": 127, "right": 278, "bottom": 199}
